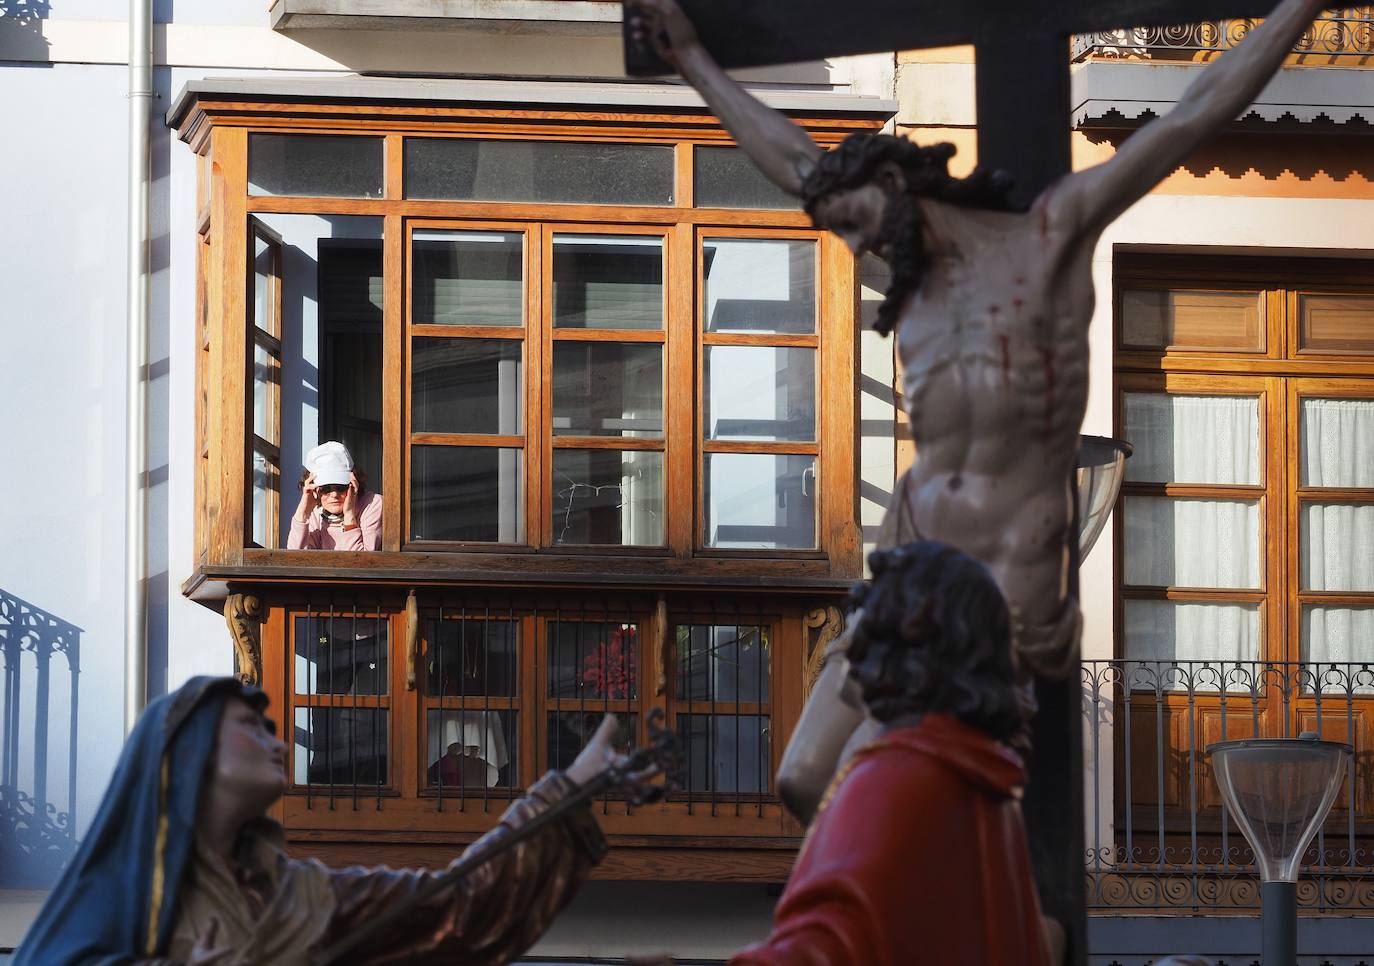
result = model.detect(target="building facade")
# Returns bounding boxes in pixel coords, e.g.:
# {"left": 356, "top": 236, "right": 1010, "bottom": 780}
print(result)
{"left": 1, "top": 2, "right": 1371, "bottom": 962}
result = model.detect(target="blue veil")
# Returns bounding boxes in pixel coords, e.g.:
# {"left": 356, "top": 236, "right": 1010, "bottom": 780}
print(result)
{"left": 14, "top": 676, "right": 269, "bottom": 965}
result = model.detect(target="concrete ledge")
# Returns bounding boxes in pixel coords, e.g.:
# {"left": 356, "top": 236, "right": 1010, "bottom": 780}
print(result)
{"left": 270, "top": 0, "right": 622, "bottom": 32}
{"left": 1088, "top": 914, "right": 1374, "bottom": 966}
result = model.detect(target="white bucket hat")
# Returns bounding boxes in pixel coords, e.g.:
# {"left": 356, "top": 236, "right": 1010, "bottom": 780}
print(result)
{"left": 305, "top": 441, "right": 353, "bottom": 488}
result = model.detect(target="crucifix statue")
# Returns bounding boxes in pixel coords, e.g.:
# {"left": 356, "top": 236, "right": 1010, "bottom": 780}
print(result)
{"left": 624, "top": 0, "right": 1328, "bottom": 960}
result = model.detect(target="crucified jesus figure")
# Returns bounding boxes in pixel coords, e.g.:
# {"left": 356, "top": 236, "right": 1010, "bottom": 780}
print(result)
{"left": 627, "top": 0, "right": 1330, "bottom": 823}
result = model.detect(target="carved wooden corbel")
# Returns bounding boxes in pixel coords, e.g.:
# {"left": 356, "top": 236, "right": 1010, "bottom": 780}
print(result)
{"left": 404, "top": 588, "right": 419, "bottom": 691}
{"left": 653, "top": 594, "right": 668, "bottom": 696}
{"left": 224, "top": 593, "right": 264, "bottom": 686}
{"left": 802, "top": 605, "right": 845, "bottom": 701}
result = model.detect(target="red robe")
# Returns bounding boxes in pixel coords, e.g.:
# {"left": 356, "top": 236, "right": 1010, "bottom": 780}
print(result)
{"left": 732, "top": 714, "right": 1052, "bottom": 966}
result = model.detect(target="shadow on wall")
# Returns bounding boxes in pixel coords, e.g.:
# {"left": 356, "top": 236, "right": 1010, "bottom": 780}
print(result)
{"left": 0, "top": 589, "right": 80, "bottom": 888}
{"left": 0, "top": 0, "right": 53, "bottom": 62}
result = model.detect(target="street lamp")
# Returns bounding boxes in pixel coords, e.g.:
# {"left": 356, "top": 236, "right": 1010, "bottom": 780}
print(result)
{"left": 1208, "top": 734, "right": 1353, "bottom": 965}
{"left": 1076, "top": 434, "right": 1133, "bottom": 561}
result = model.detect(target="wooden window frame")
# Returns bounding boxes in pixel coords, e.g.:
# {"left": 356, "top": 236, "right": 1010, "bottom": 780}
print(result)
{"left": 263, "top": 591, "right": 813, "bottom": 845}
{"left": 1112, "top": 252, "right": 1374, "bottom": 835}
{"left": 183, "top": 103, "right": 874, "bottom": 588}
{"left": 248, "top": 218, "right": 284, "bottom": 549}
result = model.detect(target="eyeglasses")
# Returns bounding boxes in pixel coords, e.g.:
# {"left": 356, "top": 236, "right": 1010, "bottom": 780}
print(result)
{"left": 318, "top": 484, "right": 349, "bottom": 495}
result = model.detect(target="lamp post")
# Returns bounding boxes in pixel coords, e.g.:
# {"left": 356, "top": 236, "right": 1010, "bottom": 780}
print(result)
{"left": 1208, "top": 734, "right": 1353, "bottom": 965}
{"left": 1076, "top": 434, "right": 1132, "bottom": 561}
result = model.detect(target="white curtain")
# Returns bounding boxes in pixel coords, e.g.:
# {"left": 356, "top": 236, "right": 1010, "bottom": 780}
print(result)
{"left": 1303, "top": 503, "right": 1374, "bottom": 592}
{"left": 1125, "top": 496, "right": 1259, "bottom": 589}
{"left": 1124, "top": 393, "right": 1259, "bottom": 485}
{"left": 1301, "top": 398, "right": 1374, "bottom": 487}
{"left": 1122, "top": 394, "right": 1263, "bottom": 664}
{"left": 1124, "top": 600, "right": 1261, "bottom": 667}
{"left": 427, "top": 710, "right": 509, "bottom": 788}
{"left": 1303, "top": 607, "right": 1374, "bottom": 692}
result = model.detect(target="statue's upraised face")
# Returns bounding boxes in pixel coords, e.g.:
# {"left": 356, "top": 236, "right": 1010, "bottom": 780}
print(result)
{"left": 810, "top": 182, "right": 891, "bottom": 258}
{"left": 211, "top": 696, "right": 288, "bottom": 814}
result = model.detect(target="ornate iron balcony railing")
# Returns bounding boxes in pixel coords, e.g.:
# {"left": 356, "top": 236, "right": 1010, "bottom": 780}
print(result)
{"left": 1072, "top": 9, "right": 1374, "bottom": 62}
{"left": 1082, "top": 659, "right": 1374, "bottom": 914}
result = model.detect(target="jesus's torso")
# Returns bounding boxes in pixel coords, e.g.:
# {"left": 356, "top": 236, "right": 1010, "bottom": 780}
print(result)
{"left": 893, "top": 191, "right": 1094, "bottom": 640}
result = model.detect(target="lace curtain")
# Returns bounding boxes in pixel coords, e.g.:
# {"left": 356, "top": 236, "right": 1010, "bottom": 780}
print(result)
{"left": 1300, "top": 398, "right": 1374, "bottom": 670}
{"left": 1123, "top": 394, "right": 1261, "bottom": 663}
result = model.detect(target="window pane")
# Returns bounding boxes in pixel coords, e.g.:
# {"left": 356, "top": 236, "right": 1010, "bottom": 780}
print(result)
{"left": 1302, "top": 606, "right": 1374, "bottom": 690}
{"left": 1123, "top": 496, "right": 1260, "bottom": 589}
{"left": 676, "top": 625, "right": 771, "bottom": 703}
{"left": 251, "top": 452, "right": 271, "bottom": 548}
{"left": 293, "top": 708, "right": 388, "bottom": 786}
{"left": 1123, "top": 601, "right": 1261, "bottom": 664}
{"left": 253, "top": 234, "right": 274, "bottom": 333}
{"left": 704, "top": 239, "right": 816, "bottom": 334}
{"left": 412, "top": 231, "right": 523, "bottom": 327}
{"left": 1301, "top": 398, "right": 1374, "bottom": 487}
{"left": 253, "top": 343, "right": 274, "bottom": 442}
{"left": 1299, "top": 294, "right": 1374, "bottom": 353}
{"left": 1123, "top": 393, "right": 1260, "bottom": 485}
{"left": 249, "top": 134, "right": 383, "bottom": 199}
{"left": 1301, "top": 502, "right": 1374, "bottom": 591}
{"left": 405, "top": 138, "right": 674, "bottom": 205}
{"left": 427, "top": 710, "right": 517, "bottom": 789}
{"left": 412, "top": 338, "right": 522, "bottom": 435}
{"left": 548, "top": 622, "right": 639, "bottom": 700}
{"left": 410, "top": 445, "right": 522, "bottom": 543}
{"left": 547, "top": 712, "right": 637, "bottom": 775}
{"left": 678, "top": 714, "right": 770, "bottom": 794}
{"left": 551, "top": 450, "right": 664, "bottom": 547}
{"left": 552, "top": 343, "right": 663, "bottom": 438}
{"left": 706, "top": 346, "right": 815, "bottom": 442}
{"left": 427, "top": 619, "right": 518, "bottom": 697}
{"left": 1120, "top": 289, "right": 1262, "bottom": 351}
{"left": 705, "top": 454, "right": 816, "bottom": 550}
{"left": 293, "top": 614, "right": 389, "bottom": 696}
{"left": 553, "top": 235, "right": 663, "bottom": 330}
{"left": 694, "top": 146, "right": 800, "bottom": 210}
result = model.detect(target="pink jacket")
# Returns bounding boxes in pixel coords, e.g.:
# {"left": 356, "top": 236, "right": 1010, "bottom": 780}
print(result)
{"left": 287, "top": 491, "right": 383, "bottom": 551}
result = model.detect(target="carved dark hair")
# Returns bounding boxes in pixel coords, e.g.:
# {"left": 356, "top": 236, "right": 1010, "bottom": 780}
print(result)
{"left": 801, "top": 134, "right": 1015, "bottom": 214}
{"left": 800, "top": 134, "right": 1017, "bottom": 337}
{"left": 847, "top": 541, "right": 1023, "bottom": 745}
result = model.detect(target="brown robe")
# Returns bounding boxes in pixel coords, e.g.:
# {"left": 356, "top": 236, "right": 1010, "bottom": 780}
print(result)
{"left": 162, "top": 771, "right": 604, "bottom": 965}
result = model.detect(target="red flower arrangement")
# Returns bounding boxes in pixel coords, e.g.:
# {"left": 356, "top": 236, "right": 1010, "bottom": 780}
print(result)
{"left": 581, "top": 625, "right": 638, "bottom": 699}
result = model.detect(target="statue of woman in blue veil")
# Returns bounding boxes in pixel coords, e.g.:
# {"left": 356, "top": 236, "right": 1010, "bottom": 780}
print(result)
{"left": 15, "top": 676, "right": 618, "bottom": 965}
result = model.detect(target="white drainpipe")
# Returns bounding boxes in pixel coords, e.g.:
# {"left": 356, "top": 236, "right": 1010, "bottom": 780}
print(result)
{"left": 125, "top": 0, "right": 153, "bottom": 734}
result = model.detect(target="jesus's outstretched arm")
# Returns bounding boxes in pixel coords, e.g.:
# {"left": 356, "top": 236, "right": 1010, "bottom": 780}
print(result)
{"left": 1057, "top": 0, "right": 1327, "bottom": 236}
{"left": 624, "top": 0, "right": 823, "bottom": 195}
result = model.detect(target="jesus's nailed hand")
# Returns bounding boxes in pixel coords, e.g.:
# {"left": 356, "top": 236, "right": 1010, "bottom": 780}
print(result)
{"left": 623, "top": 0, "right": 700, "bottom": 68}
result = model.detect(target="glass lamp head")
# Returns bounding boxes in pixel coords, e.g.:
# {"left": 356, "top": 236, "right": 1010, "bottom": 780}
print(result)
{"left": 1075, "top": 435, "right": 1132, "bottom": 561}
{"left": 1208, "top": 735, "right": 1352, "bottom": 882}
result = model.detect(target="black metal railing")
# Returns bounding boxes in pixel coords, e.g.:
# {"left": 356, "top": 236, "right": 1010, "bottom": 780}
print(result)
{"left": 1082, "top": 660, "right": 1374, "bottom": 913}
{"left": 0, "top": 589, "right": 80, "bottom": 887}
{"left": 1072, "top": 9, "right": 1374, "bottom": 62}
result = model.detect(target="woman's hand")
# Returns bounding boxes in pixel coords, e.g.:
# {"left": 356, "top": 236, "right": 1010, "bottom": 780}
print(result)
{"left": 186, "top": 918, "right": 234, "bottom": 965}
{"left": 341, "top": 472, "right": 359, "bottom": 526}
{"left": 624, "top": 0, "right": 701, "bottom": 69}
{"left": 294, "top": 473, "right": 319, "bottom": 524}
{"left": 565, "top": 715, "right": 623, "bottom": 787}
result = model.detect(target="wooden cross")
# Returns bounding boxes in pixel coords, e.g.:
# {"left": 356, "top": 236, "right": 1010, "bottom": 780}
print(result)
{"left": 626, "top": 0, "right": 1277, "bottom": 206}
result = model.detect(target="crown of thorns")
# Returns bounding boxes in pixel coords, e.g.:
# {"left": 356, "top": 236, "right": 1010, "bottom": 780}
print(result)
{"left": 799, "top": 133, "right": 1017, "bottom": 216}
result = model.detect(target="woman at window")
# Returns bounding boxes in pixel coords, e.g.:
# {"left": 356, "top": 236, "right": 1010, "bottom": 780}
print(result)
{"left": 288, "top": 441, "right": 382, "bottom": 550}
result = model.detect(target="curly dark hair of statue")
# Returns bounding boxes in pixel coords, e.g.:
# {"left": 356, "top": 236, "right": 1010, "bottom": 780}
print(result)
{"left": 846, "top": 541, "right": 1024, "bottom": 746}
{"left": 799, "top": 133, "right": 1017, "bottom": 337}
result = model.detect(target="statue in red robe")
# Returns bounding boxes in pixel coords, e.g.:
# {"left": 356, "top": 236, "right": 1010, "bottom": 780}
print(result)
{"left": 732, "top": 542, "right": 1055, "bottom": 966}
